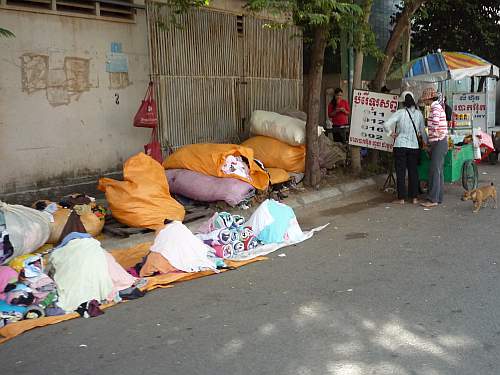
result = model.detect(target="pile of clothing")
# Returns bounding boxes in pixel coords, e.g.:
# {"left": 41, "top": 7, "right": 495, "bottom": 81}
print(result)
{"left": 0, "top": 255, "right": 60, "bottom": 328}
{"left": 196, "top": 212, "right": 260, "bottom": 259}
{"left": 48, "top": 233, "right": 144, "bottom": 313}
{"left": 135, "top": 221, "right": 222, "bottom": 277}
{"left": 0, "top": 231, "right": 147, "bottom": 327}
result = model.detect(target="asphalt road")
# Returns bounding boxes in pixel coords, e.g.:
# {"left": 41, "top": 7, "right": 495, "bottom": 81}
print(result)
{"left": 1, "top": 164, "right": 500, "bottom": 375}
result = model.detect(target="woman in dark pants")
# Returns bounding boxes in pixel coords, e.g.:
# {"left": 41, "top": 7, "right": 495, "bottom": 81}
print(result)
{"left": 420, "top": 87, "right": 449, "bottom": 208}
{"left": 384, "top": 91, "right": 428, "bottom": 204}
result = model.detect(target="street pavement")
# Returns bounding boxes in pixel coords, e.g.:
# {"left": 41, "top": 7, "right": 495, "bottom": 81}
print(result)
{"left": 1, "top": 164, "right": 500, "bottom": 375}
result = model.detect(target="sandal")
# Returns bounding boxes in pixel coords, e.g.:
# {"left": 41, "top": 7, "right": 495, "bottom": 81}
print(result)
{"left": 420, "top": 201, "right": 438, "bottom": 208}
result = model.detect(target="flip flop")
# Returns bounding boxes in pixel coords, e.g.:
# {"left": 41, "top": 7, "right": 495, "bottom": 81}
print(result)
{"left": 420, "top": 202, "right": 438, "bottom": 208}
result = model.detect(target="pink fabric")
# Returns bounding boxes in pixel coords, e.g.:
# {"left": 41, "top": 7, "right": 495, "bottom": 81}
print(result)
{"left": 166, "top": 169, "right": 254, "bottom": 207}
{"left": 428, "top": 101, "right": 448, "bottom": 142}
{"left": 0, "top": 266, "right": 18, "bottom": 300}
{"left": 475, "top": 130, "right": 494, "bottom": 150}
{"left": 104, "top": 252, "right": 137, "bottom": 300}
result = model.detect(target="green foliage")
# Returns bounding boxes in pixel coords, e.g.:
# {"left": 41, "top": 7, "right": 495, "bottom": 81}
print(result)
{"left": 247, "top": 0, "right": 380, "bottom": 57}
{"left": 155, "top": 0, "right": 210, "bottom": 28}
{"left": 0, "top": 27, "right": 15, "bottom": 38}
{"left": 411, "top": 0, "right": 500, "bottom": 66}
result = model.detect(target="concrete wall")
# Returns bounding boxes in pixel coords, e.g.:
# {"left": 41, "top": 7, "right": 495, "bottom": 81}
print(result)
{"left": 0, "top": 8, "right": 150, "bottom": 202}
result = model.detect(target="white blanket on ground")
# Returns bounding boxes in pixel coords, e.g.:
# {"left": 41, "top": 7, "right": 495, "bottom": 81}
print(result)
{"left": 228, "top": 224, "right": 329, "bottom": 261}
{"left": 49, "top": 238, "right": 114, "bottom": 311}
{"left": 150, "top": 221, "right": 218, "bottom": 272}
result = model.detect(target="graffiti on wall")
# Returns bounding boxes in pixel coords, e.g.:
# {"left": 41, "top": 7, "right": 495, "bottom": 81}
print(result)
{"left": 21, "top": 53, "right": 92, "bottom": 106}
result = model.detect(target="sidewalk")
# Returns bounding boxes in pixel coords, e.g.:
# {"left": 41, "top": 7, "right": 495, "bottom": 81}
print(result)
{"left": 99, "top": 174, "right": 386, "bottom": 251}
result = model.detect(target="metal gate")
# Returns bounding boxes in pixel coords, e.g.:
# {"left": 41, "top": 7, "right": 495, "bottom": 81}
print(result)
{"left": 146, "top": 2, "right": 302, "bottom": 149}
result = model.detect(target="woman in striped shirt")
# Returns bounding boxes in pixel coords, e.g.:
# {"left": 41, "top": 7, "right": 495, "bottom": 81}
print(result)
{"left": 420, "top": 87, "right": 448, "bottom": 208}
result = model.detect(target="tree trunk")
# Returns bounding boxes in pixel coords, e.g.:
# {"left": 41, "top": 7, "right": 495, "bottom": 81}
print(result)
{"left": 304, "top": 25, "right": 329, "bottom": 188}
{"left": 372, "top": 0, "right": 427, "bottom": 91}
{"left": 350, "top": 0, "right": 373, "bottom": 174}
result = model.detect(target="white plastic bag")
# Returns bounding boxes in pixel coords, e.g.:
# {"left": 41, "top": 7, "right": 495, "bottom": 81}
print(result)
{"left": 0, "top": 201, "right": 50, "bottom": 264}
{"left": 249, "top": 110, "right": 323, "bottom": 146}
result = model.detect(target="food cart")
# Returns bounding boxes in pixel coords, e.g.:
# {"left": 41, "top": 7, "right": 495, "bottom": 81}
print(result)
{"left": 393, "top": 51, "right": 499, "bottom": 190}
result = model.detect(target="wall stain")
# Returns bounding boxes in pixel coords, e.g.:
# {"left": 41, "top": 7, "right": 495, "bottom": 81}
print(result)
{"left": 21, "top": 53, "right": 92, "bottom": 106}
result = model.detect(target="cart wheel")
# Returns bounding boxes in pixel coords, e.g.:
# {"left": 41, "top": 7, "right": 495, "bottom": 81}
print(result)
{"left": 462, "top": 160, "right": 478, "bottom": 191}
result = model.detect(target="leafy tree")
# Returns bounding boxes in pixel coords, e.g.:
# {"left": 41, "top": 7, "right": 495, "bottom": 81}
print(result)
{"left": 351, "top": 0, "right": 375, "bottom": 174}
{"left": 247, "top": 0, "right": 384, "bottom": 186}
{"left": 371, "top": 0, "right": 427, "bottom": 91}
{"left": 412, "top": 0, "right": 500, "bottom": 66}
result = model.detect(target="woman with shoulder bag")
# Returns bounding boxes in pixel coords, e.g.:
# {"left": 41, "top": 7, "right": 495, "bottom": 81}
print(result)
{"left": 384, "top": 91, "right": 428, "bottom": 204}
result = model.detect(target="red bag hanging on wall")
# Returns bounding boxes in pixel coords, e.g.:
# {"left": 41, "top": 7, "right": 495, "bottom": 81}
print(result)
{"left": 144, "top": 127, "right": 163, "bottom": 163}
{"left": 133, "top": 81, "right": 157, "bottom": 128}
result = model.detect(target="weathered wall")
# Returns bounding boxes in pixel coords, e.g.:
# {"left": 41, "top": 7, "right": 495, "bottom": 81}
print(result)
{"left": 0, "top": 9, "right": 150, "bottom": 201}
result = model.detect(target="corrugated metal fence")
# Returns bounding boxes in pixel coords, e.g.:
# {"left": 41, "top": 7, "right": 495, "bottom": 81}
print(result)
{"left": 146, "top": 2, "right": 302, "bottom": 149}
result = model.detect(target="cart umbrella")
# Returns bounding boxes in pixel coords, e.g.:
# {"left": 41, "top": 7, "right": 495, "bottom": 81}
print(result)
{"left": 390, "top": 51, "right": 499, "bottom": 83}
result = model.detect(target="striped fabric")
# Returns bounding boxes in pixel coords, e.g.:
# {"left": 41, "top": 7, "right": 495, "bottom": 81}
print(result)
{"left": 428, "top": 101, "right": 448, "bottom": 142}
{"left": 442, "top": 52, "right": 490, "bottom": 70}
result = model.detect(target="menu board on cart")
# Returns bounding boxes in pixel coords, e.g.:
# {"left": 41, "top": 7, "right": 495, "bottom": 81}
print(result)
{"left": 452, "top": 93, "right": 487, "bottom": 130}
{"left": 349, "top": 90, "right": 399, "bottom": 152}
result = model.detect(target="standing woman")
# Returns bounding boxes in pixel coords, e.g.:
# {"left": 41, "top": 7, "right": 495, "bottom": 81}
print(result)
{"left": 420, "top": 87, "right": 448, "bottom": 208}
{"left": 384, "top": 91, "right": 427, "bottom": 204}
{"left": 328, "top": 88, "right": 350, "bottom": 143}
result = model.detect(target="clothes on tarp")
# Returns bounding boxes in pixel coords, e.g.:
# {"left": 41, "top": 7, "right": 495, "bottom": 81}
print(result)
{"left": 104, "top": 251, "right": 137, "bottom": 300}
{"left": 195, "top": 212, "right": 261, "bottom": 259}
{"left": 0, "top": 266, "right": 18, "bottom": 300}
{"left": 49, "top": 235, "right": 138, "bottom": 311}
{"left": 49, "top": 237, "right": 115, "bottom": 311}
{"left": 139, "top": 252, "right": 178, "bottom": 277}
{"left": 246, "top": 199, "right": 303, "bottom": 244}
{"left": 149, "top": 221, "right": 218, "bottom": 273}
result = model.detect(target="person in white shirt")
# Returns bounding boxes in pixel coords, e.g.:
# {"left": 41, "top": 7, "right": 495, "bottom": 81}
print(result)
{"left": 384, "top": 91, "right": 428, "bottom": 204}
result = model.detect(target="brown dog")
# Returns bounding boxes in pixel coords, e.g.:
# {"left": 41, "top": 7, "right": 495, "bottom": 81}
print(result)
{"left": 462, "top": 182, "right": 497, "bottom": 213}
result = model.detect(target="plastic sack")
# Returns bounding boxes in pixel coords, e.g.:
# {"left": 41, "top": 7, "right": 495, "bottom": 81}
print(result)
{"left": 166, "top": 169, "right": 254, "bottom": 207}
{"left": 267, "top": 168, "right": 290, "bottom": 185}
{"left": 0, "top": 202, "right": 50, "bottom": 265}
{"left": 133, "top": 82, "right": 157, "bottom": 128}
{"left": 46, "top": 207, "right": 104, "bottom": 244}
{"left": 242, "top": 136, "right": 305, "bottom": 173}
{"left": 245, "top": 199, "right": 297, "bottom": 244}
{"left": 163, "top": 144, "right": 269, "bottom": 191}
{"left": 98, "top": 153, "right": 185, "bottom": 230}
{"left": 249, "top": 110, "right": 323, "bottom": 146}
{"left": 318, "top": 134, "right": 347, "bottom": 169}
{"left": 144, "top": 127, "right": 162, "bottom": 164}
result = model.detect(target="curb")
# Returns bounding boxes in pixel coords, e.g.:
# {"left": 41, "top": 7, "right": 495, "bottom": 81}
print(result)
{"left": 101, "top": 175, "right": 384, "bottom": 251}
{"left": 285, "top": 176, "right": 379, "bottom": 209}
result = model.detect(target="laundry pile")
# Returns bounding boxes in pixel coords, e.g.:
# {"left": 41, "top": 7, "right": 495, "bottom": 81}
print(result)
{"left": 0, "top": 232, "right": 145, "bottom": 328}
{"left": 0, "top": 254, "right": 59, "bottom": 327}
{"left": 0, "top": 197, "right": 326, "bottom": 343}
